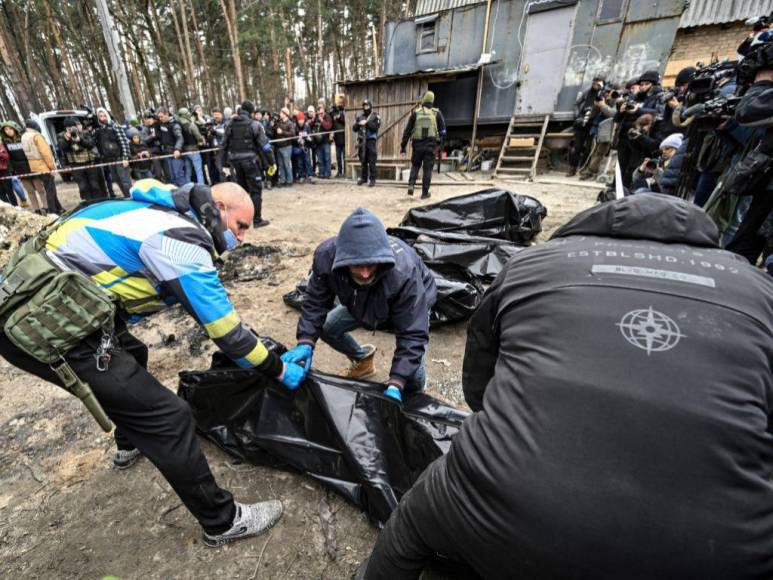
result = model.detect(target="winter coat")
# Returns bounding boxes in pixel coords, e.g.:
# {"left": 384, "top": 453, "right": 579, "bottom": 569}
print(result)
{"left": 353, "top": 110, "right": 380, "bottom": 141}
{"left": 296, "top": 208, "right": 437, "bottom": 386}
{"left": 21, "top": 129, "right": 55, "bottom": 173}
{"left": 274, "top": 118, "right": 296, "bottom": 148}
{"left": 658, "top": 139, "right": 688, "bottom": 195}
{"left": 441, "top": 193, "right": 773, "bottom": 579}
{"left": 331, "top": 105, "right": 346, "bottom": 145}
{"left": 129, "top": 139, "right": 152, "bottom": 172}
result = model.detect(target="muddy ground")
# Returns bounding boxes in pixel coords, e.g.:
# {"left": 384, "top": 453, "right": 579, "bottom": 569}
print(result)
{"left": 0, "top": 175, "right": 598, "bottom": 579}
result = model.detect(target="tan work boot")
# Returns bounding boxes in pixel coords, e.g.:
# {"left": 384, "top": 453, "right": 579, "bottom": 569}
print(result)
{"left": 341, "top": 345, "right": 377, "bottom": 380}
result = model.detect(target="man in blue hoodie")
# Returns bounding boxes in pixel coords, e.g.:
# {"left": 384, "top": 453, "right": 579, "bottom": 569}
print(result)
{"left": 282, "top": 208, "right": 437, "bottom": 401}
{"left": 0, "top": 179, "right": 307, "bottom": 547}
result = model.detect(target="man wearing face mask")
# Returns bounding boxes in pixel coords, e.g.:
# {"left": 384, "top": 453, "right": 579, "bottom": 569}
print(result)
{"left": 281, "top": 208, "right": 437, "bottom": 402}
{"left": 0, "top": 179, "right": 306, "bottom": 547}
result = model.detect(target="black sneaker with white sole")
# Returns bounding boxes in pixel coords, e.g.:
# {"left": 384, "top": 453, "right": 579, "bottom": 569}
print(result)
{"left": 113, "top": 448, "right": 142, "bottom": 470}
{"left": 203, "top": 500, "right": 283, "bottom": 548}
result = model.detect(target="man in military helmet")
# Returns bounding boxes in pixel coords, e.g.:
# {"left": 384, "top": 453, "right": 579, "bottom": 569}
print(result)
{"left": 222, "top": 100, "right": 277, "bottom": 228}
{"left": 353, "top": 98, "right": 380, "bottom": 187}
{"left": 400, "top": 91, "right": 446, "bottom": 199}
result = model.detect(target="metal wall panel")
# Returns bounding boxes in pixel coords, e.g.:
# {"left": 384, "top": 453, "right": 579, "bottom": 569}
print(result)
{"left": 626, "top": 0, "right": 686, "bottom": 23}
{"left": 679, "top": 0, "right": 773, "bottom": 28}
{"left": 416, "top": 0, "right": 485, "bottom": 17}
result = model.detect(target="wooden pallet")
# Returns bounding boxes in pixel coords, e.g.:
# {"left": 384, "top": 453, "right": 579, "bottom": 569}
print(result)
{"left": 494, "top": 114, "right": 550, "bottom": 180}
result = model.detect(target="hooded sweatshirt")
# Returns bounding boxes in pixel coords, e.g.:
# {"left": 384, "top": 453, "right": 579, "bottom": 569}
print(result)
{"left": 296, "top": 208, "right": 437, "bottom": 386}
{"left": 447, "top": 193, "right": 773, "bottom": 579}
{"left": 44, "top": 179, "right": 282, "bottom": 377}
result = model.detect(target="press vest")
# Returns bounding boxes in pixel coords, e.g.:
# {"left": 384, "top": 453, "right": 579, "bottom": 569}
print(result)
{"left": 227, "top": 119, "right": 255, "bottom": 155}
{"left": 159, "top": 121, "right": 180, "bottom": 150}
{"left": 180, "top": 121, "right": 199, "bottom": 148}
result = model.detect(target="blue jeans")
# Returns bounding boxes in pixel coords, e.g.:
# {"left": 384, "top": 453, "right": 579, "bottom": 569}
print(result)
{"left": 320, "top": 305, "right": 426, "bottom": 392}
{"left": 183, "top": 152, "right": 205, "bottom": 184}
{"left": 317, "top": 142, "right": 332, "bottom": 177}
{"left": 277, "top": 146, "right": 293, "bottom": 185}
{"left": 168, "top": 158, "right": 186, "bottom": 186}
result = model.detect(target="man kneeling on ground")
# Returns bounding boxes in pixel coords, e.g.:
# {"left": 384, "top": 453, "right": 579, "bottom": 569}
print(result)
{"left": 0, "top": 180, "right": 308, "bottom": 547}
{"left": 281, "top": 208, "right": 437, "bottom": 402}
{"left": 359, "top": 194, "right": 773, "bottom": 579}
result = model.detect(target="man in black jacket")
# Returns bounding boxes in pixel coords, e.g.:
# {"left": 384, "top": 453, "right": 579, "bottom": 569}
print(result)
{"left": 401, "top": 91, "right": 446, "bottom": 199}
{"left": 281, "top": 208, "right": 437, "bottom": 402}
{"left": 353, "top": 99, "right": 380, "bottom": 187}
{"left": 58, "top": 117, "right": 106, "bottom": 200}
{"left": 222, "top": 100, "right": 276, "bottom": 228}
{"left": 157, "top": 108, "right": 185, "bottom": 186}
{"left": 331, "top": 94, "right": 346, "bottom": 177}
{"left": 94, "top": 107, "right": 132, "bottom": 197}
{"left": 360, "top": 194, "right": 773, "bottom": 580}
{"left": 568, "top": 76, "right": 605, "bottom": 176}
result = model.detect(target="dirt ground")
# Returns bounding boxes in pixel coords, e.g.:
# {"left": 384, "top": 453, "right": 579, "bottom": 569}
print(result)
{"left": 0, "top": 175, "right": 598, "bottom": 579}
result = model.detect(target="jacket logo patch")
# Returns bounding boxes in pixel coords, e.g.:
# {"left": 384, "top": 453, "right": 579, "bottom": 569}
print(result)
{"left": 616, "top": 307, "right": 685, "bottom": 356}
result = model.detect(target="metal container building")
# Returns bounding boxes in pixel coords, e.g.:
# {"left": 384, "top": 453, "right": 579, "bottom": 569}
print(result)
{"left": 339, "top": 0, "right": 688, "bottom": 161}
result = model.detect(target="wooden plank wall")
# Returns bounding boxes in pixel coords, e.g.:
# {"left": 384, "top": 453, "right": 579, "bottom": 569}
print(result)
{"left": 340, "top": 78, "right": 428, "bottom": 161}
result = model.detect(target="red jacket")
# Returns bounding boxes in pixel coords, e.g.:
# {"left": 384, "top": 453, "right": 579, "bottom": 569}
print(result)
{"left": 0, "top": 140, "right": 9, "bottom": 172}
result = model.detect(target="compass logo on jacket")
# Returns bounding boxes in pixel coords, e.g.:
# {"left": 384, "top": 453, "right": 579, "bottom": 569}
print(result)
{"left": 617, "top": 307, "right": 685, "bottom": 355}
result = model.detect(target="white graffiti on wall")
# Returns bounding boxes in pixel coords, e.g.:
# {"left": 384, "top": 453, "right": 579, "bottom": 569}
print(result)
{"left": 564, "top": 43, "right": 662, "bottom": 89}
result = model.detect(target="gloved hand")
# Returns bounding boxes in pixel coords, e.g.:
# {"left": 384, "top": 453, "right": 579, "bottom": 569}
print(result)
{"left": 280, "top": 344, "right": 313, "bottom": 370}
{"left": 267, "top": 164, "right": 277, "bottom": 177}
{"left": 279, "top": 362, "right": 306, "bottom": 390}
{"left": 383, "top": 385, "right": 402, "bottom": 403}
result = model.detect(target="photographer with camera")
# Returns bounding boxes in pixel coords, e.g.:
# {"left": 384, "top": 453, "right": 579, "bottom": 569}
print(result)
{"left": 58, "top": 117, "right": 106, "bottom": 201}
{"left": 723, "top": 41, "right": 773, "bottom": 266}
{"left": 567, "top": 76, "right": 605, "bottom": 177}
{"left": 579, "top": 85, "right": 620, "bottom": 180}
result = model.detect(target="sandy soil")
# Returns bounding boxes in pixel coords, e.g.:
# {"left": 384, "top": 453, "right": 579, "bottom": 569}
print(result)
{"left": 0, "top": 175, "right": 598, "bottom": 579}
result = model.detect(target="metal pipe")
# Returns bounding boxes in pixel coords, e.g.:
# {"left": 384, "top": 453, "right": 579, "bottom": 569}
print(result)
{"left": 468, "top": 0, "right": 495, "bottom": 172}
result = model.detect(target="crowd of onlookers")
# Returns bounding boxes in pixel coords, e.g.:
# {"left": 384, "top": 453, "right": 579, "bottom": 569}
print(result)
{"left": 0, "top": 94, "right": 349, "bottom": 214}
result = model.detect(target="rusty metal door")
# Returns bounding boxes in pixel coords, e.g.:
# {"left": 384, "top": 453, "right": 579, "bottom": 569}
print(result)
{"left": 515, "top": 5, "right": 578, "bottom": 115}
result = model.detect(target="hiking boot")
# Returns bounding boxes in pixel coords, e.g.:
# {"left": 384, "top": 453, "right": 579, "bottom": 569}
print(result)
{"left": 113, "top": 448, "right": 142, "bottom": 470}
{"left": 341, "top": 345, "right": 377, "bottom": 380}
{"left": 368, "top": 181, "right": 375, "bottom": 188}
{"left": 357, "top": 179, "right": 365, "bottom": 186}
{"left": 202, "top": 500, "right": 283, "bottom": 548}
{"left": 253, "top": 219, "right": 270, "bottom": 228}
{"left": 407, "top": 186, "right": 414, "bottom": 196}
{"left": 565, "top": 168, "right": 577, "bottom": 177}
{"left": 420, "top": 191, "right": 431, "bottom": 200}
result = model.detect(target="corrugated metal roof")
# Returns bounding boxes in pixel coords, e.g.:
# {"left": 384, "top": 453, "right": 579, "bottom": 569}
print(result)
{"left": 680, "top": 0, "right": 773, "bottom": 28}
{"left": 415, "top": 0, "right": 485, "bottom": 17}
{"left": 339, "top": 63, "right": 484, "bottom": 86}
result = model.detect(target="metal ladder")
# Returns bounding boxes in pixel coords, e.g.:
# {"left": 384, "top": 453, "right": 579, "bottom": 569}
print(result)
{"left": 494, "top": 114, "right": 550, "bottom": 180}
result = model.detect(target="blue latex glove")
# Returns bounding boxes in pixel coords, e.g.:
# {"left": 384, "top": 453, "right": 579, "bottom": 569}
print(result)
{"left": 280, "top": 362, "right": 307, "bottom": 390}
{"left": 384, "top": 385, "right": 403, "bottom": 403}
{"left": 280, "top": 344, "right": 314, "bottom": 370}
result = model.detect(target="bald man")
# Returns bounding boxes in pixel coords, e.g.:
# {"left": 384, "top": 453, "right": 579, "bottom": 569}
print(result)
{"left": 0, "top": 179, "right": 307, "bottom": 547}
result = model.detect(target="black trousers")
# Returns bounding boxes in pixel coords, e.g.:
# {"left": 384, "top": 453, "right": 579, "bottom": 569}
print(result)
{"left": 617, "top": 137, "right": 634, "bottom": 188}
{"left": 570, "top": 125, "right": 592, "bottom": 169}
{"left": 231, "top": 157, "right": 264, "bottom": 221}
{"left": 408, "top": 142, "right": 436, "bottom": 195}
{"left": 727, "top": 191, "right": 773, "bottom": 265}
{"left": 360, "top": 140, "right": 377, "bottom": 184}
{"left": 73, "top": 164, "right": 107, "bottom": 201}
{"left": 0, "top": 168, "right": 17, "bottom": 206}
{"left": 41, "top": 173, "right": 63, "bottom": 213}
{"left": 362, "top": 457, "right": 480, "bottom": 580}
{"left": 0, "top": 325, "right": 235, "bottom": 534}
{"left": 335, "top": 139, "right": 345, "bottom": 176}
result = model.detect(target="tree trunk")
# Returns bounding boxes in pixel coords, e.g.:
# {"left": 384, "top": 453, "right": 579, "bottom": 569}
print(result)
{"left": 189, "top": 3, "right": 213, "bottom": 107}
{"left": 219, "top": 0, "right": 245, "bottom": 102}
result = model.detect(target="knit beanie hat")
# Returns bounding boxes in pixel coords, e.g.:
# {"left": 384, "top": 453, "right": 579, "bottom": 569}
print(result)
{"left": 660, "top": 133, "right": 683, "bottom": 151}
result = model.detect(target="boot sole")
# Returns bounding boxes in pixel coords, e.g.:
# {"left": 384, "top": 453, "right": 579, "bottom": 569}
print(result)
{"left": 202, "top": 514, "right": 280, "bottom": 548}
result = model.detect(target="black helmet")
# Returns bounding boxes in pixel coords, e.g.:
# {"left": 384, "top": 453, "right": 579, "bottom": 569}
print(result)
{"left": 362, "top": 98, "right": 372, "bottom": 108}
{"left": 675, "top": 66, "right": 697, "bottom": 87}
{"left": 638, "top": 70, "right": 660, "bottom": 84}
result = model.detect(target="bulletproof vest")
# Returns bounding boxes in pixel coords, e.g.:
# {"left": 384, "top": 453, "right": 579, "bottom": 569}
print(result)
{"left": 180, "top": 121, "right": 198, "bottom": 147}
{"left": 227, "top": 118, "right": 255, "bottom": 154}
{"left": 412, "top": 106, "right": 438, "bottom": 140}
{"left": 5, "top": 140, "right": 30, "bottom": 173}
{"left": 159, "top": 121, "right": 180, "bottom": 149}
